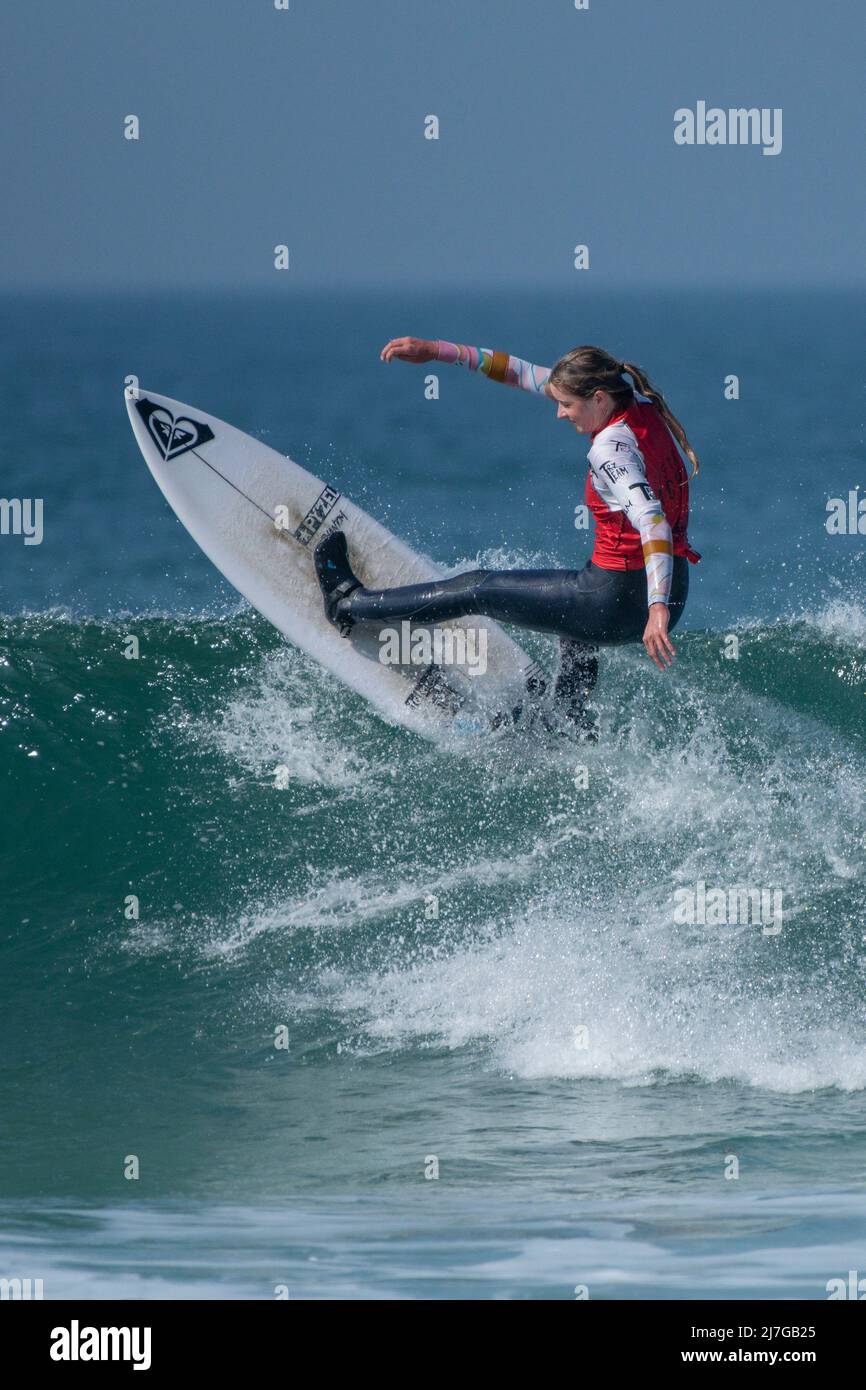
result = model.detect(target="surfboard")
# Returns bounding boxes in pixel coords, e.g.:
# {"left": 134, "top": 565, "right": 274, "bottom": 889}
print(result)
{"left": 125, "top": 387, "right": 548, "bottom": 739}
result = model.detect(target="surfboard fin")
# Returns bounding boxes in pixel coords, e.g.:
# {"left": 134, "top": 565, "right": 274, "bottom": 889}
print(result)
{"left": 314, "top": 531, "right": 362, "bottom": 634}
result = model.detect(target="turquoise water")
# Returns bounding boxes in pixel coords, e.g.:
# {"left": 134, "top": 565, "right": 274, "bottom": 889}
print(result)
{"left": 2, "top": 290, "right": 865, "bottom": 1299}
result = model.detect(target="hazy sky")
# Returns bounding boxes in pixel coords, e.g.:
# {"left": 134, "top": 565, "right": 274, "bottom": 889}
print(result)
{"left": 4, "top": 0, "right": 863, "bottom": 289}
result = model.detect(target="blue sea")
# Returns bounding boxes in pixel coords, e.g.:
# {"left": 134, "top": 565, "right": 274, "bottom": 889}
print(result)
{"left": 2, "top": 288, "right": 865, "bottom": 1299}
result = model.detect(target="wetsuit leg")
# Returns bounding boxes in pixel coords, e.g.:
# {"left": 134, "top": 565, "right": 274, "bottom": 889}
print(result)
{"left": 554, "top": 638, "right": 599, "bottom": 729}
{"left": 336, "top": 558, "right": 690, "bottom": 643}
{"left": 336, "top": 563, "right": 652, "bottom": 642}
{"left": 321, "top": 535, "right": 690, "bottom": 734}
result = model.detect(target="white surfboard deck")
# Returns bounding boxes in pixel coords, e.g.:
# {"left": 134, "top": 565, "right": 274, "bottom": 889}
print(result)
{"left": 125, "top": 388, "right": 547, "bottom": 739}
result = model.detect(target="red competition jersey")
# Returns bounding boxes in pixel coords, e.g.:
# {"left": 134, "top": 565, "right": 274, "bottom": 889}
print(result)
{"left": 586, "top": 400, "right": 701, "bottom": 571}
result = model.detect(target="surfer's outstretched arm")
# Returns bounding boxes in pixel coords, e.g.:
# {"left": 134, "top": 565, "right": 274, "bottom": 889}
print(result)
{"left": 434, "top": 341, "right": 552, "bottom": 396}
{"left": 381, "top": 337, "right": 552, "bottom": 397}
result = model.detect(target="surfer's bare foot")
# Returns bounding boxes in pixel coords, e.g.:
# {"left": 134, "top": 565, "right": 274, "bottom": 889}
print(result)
{"left": 314, "top": 531, "right": 361, "bottom": 634}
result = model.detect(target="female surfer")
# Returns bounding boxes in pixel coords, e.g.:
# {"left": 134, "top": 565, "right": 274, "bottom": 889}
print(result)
{"left": 314, "top": 340, "right": 701, "bottom": 734}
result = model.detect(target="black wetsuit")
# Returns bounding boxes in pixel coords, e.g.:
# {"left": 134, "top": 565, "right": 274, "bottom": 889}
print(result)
{"left": 334, "top": 557, "right": 689, "bottom": 725}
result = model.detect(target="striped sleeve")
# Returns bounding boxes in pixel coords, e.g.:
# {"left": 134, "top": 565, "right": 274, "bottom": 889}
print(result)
{"left": 435, "top": 340, "right": 551, "bottom": 396}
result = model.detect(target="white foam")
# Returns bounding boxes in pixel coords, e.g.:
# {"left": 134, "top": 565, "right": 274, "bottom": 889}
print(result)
{"left": 208, "top": 850, "right": 543, "bottom": 958}
{"left": 200, "top": 647, "right": 378, "bottom": 790}
{"left": 806, "top": 596, "right": 866, "bottom": 647}
{"left": 334, "top": 893, "right": 866, "bottom": 1092}
{"left": 322, "top": 655, "right": 866, "bottom": 1094}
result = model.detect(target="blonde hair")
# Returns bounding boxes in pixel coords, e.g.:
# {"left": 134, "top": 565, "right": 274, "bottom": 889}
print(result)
{"left": 547, "top": 345, "right": 700, "bottom": 478}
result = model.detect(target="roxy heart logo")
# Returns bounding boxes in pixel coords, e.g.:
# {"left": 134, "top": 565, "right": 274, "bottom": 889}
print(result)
{"left": 135, "top": 398, "right": 214, "bottom": 460}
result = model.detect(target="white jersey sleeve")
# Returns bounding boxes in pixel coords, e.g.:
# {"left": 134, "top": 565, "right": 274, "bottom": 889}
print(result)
{"left": 587, "top": 419, "right": 674, "bottom": 608}
{"left": 434, "top": 340, "right": 551, "bottom": 395}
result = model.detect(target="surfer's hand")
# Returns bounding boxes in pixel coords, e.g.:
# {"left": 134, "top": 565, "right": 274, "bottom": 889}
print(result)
{"left": 643, "top": 604, "right": 675, "bottom": 670}
{"left": 380, "top": 337, "right": 438, "bottom": 364}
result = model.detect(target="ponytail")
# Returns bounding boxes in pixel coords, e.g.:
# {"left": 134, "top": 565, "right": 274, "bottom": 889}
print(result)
{"left": 548, "top": 345, "right": 701, "bottom": 478}
{"left": 620, "top": 361, "right": 700, "bottom": 478}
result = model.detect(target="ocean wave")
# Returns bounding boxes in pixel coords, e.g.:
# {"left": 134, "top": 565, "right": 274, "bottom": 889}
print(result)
{"left": 2, "top": 606, "right": 864, "bottom": 1093}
